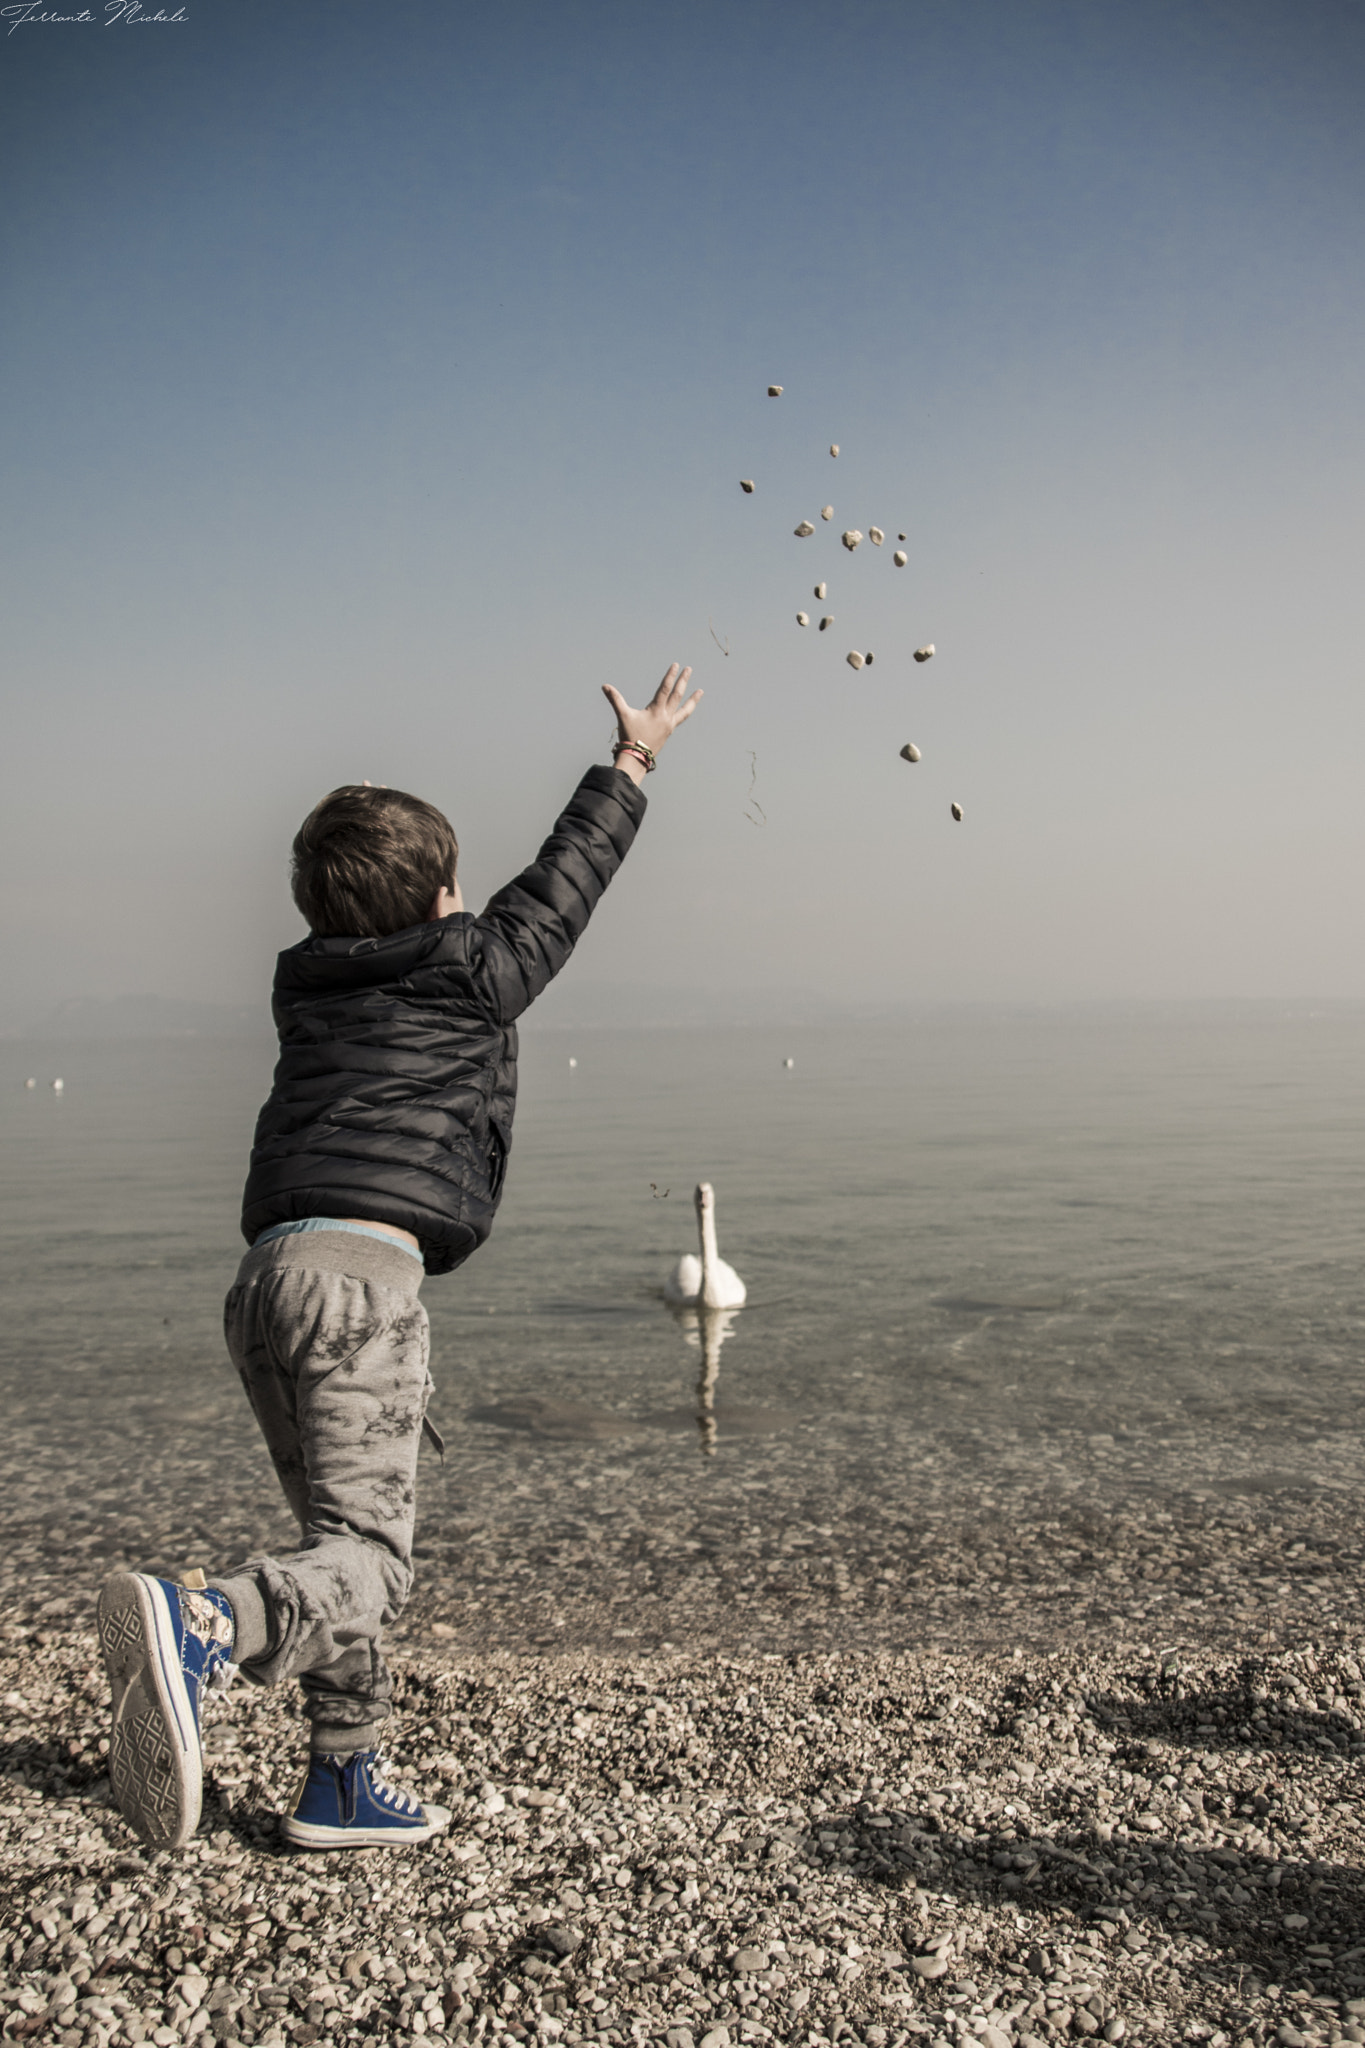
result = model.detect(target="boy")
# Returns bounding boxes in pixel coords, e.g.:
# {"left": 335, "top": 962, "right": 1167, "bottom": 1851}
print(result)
{"left": 97, "top": 664, "right": 701, "bottom": 1853}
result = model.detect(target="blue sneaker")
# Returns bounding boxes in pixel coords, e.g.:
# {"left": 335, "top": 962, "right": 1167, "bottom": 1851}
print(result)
{"left": 282, "top": 1749, "right": 452, "bottom": 1850}
{"left": 97, "top": 1572, "right": 235, "bottom": 1851}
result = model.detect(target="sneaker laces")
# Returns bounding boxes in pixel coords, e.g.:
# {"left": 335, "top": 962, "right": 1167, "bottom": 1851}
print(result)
{"left": 368, "top": 1753, "right": 423, "bottom": 1817}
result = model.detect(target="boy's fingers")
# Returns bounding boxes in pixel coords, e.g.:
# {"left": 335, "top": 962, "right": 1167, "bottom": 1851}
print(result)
{"left": 674, "top": 688, "right": 703, "bottom": 722}
{"left": 650, "top": 663, "right": 683, "bottom": 707}
{"left": 602, "top": 684, "right": 629, "bottom": 717}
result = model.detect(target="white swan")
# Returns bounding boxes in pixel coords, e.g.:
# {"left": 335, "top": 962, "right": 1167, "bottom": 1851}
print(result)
{"left": 664, "top": 1182, "right": 747, "bottom": 1309}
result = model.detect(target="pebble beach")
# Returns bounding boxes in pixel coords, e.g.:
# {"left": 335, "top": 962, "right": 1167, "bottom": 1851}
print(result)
{"left": 4, "top": 1494, "right": 1365, "bottom": 2048}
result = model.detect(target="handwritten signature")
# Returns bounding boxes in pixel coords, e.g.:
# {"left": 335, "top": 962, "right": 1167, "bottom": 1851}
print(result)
{"left": 2, "top": 0, "right": 187, "bottom": 29}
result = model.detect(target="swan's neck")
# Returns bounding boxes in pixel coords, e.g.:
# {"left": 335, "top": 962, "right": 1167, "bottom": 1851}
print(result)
{"left": 697, "top": 1202, "right": 719, "bottom": 1275}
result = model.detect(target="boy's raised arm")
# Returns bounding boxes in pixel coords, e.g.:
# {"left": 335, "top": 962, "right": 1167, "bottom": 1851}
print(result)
{"left": 468, "top": 665, "right": 701, "bottom": 1022}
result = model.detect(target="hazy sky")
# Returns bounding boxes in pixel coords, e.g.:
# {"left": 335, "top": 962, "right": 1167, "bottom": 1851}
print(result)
{"left": 3, "top": 0, "right": 1363, "bottom": 1019}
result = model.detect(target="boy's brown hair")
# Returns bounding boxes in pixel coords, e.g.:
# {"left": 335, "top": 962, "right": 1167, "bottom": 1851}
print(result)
{"left": 291, "top": 785, "right": 459, "bottom": 939}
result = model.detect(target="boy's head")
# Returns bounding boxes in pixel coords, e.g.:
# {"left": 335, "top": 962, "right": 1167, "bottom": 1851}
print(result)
{"left": 291, "top": 784, "right": 459, "bottom": 938}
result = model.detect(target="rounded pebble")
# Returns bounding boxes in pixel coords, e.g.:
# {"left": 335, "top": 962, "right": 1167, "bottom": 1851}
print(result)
{"left": 869, "top": 526, "right": 884, "bottom": 546}
{"left": 796, "top": 613, "right": 809, "bottom": 627}
{"left": 841, "top": 530, "right": 863, "bottom": 552}
{"left": 863, "top": 651, "right": 873, "bottom": 665}
{"left": 951, "top": 800, "right": 963, "bottom": 821}
{"left": 767, "top": 385, "right": 783, "bottom": 396}
{"left": 830, "top": 443, "right": 839, "bottom": 456}
{"left": 821, "top": 506, "right": 834, "bottom": 520}
{"left": 818, "top": 615, "right": 833, "bottom": 630}
{"left": 814, "top": 583, "right": 826, "bottom": 599}
{"left": 783, "top": 1056, "right": 795, "bottom": 1068}
{"left": 914, "top": 643, "right": 935, "bottom": 662}
{"left": 739, "top": 480, "right": 754, "bottom": 494}
{"left": 846, "top": 651, "right": 865, "bottom": 670}
{"left": 893, "top": 550, "right": 907, "bottom": 567}
{"left": 900, "top": 742, "right": 921, "bottom": 762}
{"left": 52, "top": 1078, "right": 64, "bottom": 1092}
{"left": 794, "top": 521, "right": 815, "bottom": 538}
{"left": 898, "top": 531, "right": 907, "bottom": 540}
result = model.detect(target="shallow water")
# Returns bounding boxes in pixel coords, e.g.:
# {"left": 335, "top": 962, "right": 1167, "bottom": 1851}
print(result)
{"left": 3, "top": 1006, "right": 1364, "bottom": 1654}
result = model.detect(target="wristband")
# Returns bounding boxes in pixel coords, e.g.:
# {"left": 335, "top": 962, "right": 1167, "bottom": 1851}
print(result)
{"left": 612, "top": 739, "right": 657, "bottom": 773}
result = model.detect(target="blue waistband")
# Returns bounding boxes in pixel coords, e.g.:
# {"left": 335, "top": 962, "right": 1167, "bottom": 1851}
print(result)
{"left": 253, "top": 1218, "right": 425, "bottom": 1264}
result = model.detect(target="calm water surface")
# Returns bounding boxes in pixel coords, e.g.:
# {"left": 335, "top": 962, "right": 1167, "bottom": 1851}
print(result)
{"left": 2, "top": 1007, "right": 1364, "bottom": 1647}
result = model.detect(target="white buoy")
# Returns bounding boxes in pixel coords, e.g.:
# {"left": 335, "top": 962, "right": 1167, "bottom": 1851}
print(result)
{"left": 664, "top": 1182, "right": 747, "bottom": 1310}
{"left": 52, "top": 1078, "right": 64, "bottom": 1092}
{"left": 914, "top": 644, "right": 935, "bottom": 663}
{"left": 869, "top": 527, "right": 884, "bottom": 546}
{"left": 893, "top": 551, "right": 907, "bottom": 567}
{"left": 740, "top": 480, "right": 755, "bottom": 494}
{"left": 841, "top": 530, "right": 862, "bottom": 552}
{"left": 783, "top": 1057, "right": 795, "bottom": 1069}
{"left": 814, "top": 583, "right": 826, "bottom": 599}
{"left": 821, "top": 505, "right": 834, "bottom": 520}
{"left": 796, "top": 612, "right": 809, "bottom": 626}
{"left": 900, "top": 742, "right": 921, "bottom": 763}
{"left": 846, "top": 651, "right": 865, "bottom": 670}
{"left": 951, "top": 802, "right": 963, "bottom": 822}
{"left": 794, "top": 520, "right": 815, "bottom": 538}
{"left": 767, "top": 384, "right": 783, "bottom": 397}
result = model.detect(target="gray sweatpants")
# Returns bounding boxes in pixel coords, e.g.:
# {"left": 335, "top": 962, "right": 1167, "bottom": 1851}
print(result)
{"left": 215, "top": 1230, "right": 432, "bottom": 1755}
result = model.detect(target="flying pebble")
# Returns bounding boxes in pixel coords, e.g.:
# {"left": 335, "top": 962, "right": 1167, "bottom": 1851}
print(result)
{"left": 24, "top": 1077, "right": 36, "bottom": 1089}
{"left": 796, "top": 612, "right": 809, "bottom": 626}
{"left": 864, "top": 651, "right": 874, "bottom": 666}
{"left": 783, "top": 1057, "right": 795, "bottom": 1069}
{"left": 830, "top": 444, "right": 839, "bottom": 457}
{"left": 568, "top": 1057, "right": 578, "bottom": 1068}
{"left": 951, "top": 801, "right": 963, "bottom": 822}
{"left": 893, "top": 550, "right": 907, "bottom": 567}
{"left": 900, "top": 742, "right": 922, "bottom": 763}
{"left": 841, "top": 529, "right": 863, "bottom": 552}
{"left": 914, "top": 643, "right": 935, "bottom": 662}
{"left": 821, "top": 506, "right": 834, "bottom": 520}
{"left": 740, "top": 479, "right": 755, "bottom": 493}
{"left": 869, "top": 526, "right": 884, "bottom": 546}
{"left": 898, "top": 532, "right": 907, "bottom": 541}
{"left": 768, "top": 384, "right": 783, "bottom": 396}
{"left": 52, "top": 1078, "right": 65, "bottom": 1092}
{"left": 794, "top": 520, "right": 816, "bottom": 537}
{"left": 818, "top": 615, "right": 833, "bottom": 630}
{"left": 846, "top": 650, "right": 865, "bottom": 670}
{"left": 814, "top": 583, "right": 826, "bottom": 599}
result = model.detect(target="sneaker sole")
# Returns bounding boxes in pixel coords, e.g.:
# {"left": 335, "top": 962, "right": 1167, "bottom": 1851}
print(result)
{"left": 282, "top": 1802, "right": 452, "bottom": 1851}
{"left": 98, "top": 1572, "right": 202, "bottom": 1852}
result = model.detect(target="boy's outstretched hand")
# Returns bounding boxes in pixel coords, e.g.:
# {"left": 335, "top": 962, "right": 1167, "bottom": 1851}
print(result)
{"left": 603, "top": 664, "right": 702, "bottom": 784}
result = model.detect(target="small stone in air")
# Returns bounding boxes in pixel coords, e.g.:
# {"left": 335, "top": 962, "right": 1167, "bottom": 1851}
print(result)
{"left": 740, "top": 480, "right": 755, "bottom": 493}
{"left": 869, "top": 526, "right": 884, "bottom": 546}
{"left": 900, "top": 743, "right": 921, "bottom": 763}
{"left": 796, "top": 613, "right": 809, "bottom": 627}
{"left": 821, "top": 505, "right": 834, "bottom": 520}
{"left": 830, "top": 443, "right": 839, "bottom": 457}
{"left": 846, "top": 651, "right": 865, "bottom": 670}
{"left": 914, "top": 643, "right": 935, "bottom": 662}
{"left": 864, "top": 651, "right": 874, "bottom": 666}
{"left": 768, "top": 385, "right": 783, "bottom": 396}
{"left": 841, "top": 529, "right": 863, "bottom": 552}
{"left": 894, "top": 550, "right": 907, "bottom": 567}
{"left": 794, "top": 520, "right": 816, "bottom": 537}
{"left": 898, "top": 532, "right": 907, "bottom": 541}
{"left": 814, "top": 583, "right": 826, "bottom": 599}
{"left": 783, "top": 1057, "right": 795, "bottom": 1069}
{"left": 951, "top": 801, "right": 963, "bottom": 821}
{"left": 818, "top": 616, "right": 833, "bottom": 630}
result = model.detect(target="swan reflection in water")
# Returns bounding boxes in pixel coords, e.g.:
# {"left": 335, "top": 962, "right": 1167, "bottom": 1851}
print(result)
{"left": 672, "top": 1304, "right": 742, "bottom": 1456}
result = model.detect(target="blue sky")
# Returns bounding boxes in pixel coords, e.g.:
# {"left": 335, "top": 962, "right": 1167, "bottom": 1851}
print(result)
{"left": 3, "top": 0, "right": 1363, "bottom": 1018}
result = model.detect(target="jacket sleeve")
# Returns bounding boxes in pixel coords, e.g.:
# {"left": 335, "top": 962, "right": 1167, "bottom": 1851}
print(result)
{"left": 466, "top": 765, "right": 647, "bottom": 1024}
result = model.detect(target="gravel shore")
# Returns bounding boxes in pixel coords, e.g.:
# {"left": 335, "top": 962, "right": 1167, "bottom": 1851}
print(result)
{"left": 4, "top": 1595, "right": 1365, "bottom": 2048}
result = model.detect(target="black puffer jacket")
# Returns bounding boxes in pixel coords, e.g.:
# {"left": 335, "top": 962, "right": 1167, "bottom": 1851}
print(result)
{"left": 240, "top": 765, "right": 647, "bottom": 1274}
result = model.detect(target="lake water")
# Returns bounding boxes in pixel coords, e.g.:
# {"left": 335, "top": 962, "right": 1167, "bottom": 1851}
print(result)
{"left": 3, "top": 1006, "right": 1363, "bottom": 1658}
